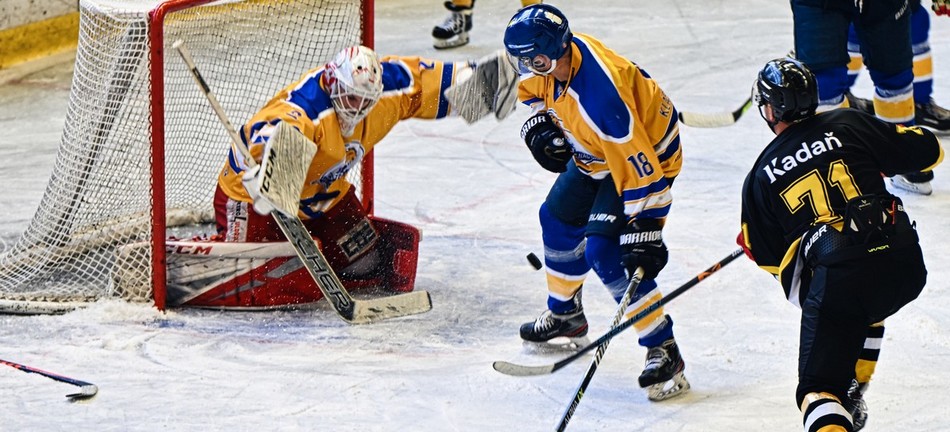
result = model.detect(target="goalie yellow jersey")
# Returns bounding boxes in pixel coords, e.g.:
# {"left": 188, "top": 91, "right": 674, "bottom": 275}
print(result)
{"left": 218, "top": 56, "right": 469, "bottom": 219}
{"left": 517, "top": 33, "right": 682, "bottom": 221}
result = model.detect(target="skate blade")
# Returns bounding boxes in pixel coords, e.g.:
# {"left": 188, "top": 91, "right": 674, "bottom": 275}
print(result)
{"left": 889, "top": 177, "right": 933, "bottom": 195}
{"left": 646, "top": 372, "right": 690, "bottom": 402}
{"left": 521, "top": 336, "right": 589, "bottom": 355}
{"left": 433, "top": 33, "right": 470, "bottom": 49}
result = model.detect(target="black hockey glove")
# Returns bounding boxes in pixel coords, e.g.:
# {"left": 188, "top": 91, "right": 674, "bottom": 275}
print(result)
{"left": 619, "top": 219, "right": 668, "bottom": 280}
{"left": 521, "top": 112, "right": 573, "bottom": 173}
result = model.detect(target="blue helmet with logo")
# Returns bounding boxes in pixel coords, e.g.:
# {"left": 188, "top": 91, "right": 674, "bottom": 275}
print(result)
{"left": 504, "top": 4, "right": 572, "bottom": 74}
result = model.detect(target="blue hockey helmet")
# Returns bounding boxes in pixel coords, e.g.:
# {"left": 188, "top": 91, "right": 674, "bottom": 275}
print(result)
{"left": 754, "top": 58, "right": 818, "bottom": 125}
{"left": 503, "top": 4, "right": 572, "bottom": 75}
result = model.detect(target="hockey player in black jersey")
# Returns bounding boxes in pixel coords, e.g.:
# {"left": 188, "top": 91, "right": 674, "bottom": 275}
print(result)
{"left": 739, "top": 58, "right": 943, "bottom": 432}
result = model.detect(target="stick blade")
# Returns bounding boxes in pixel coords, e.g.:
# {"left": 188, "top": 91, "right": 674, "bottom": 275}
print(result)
{"left": 492, "top": 360, "right": 556, "bottom": 377}
{"left": 66, "top": 384, "right": 98, "bottom": 400}
{"left": 346, "top": 290, "right": 433, "bottom": 324}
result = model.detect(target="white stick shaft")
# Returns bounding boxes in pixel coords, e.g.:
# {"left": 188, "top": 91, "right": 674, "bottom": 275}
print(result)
{"left": 172, "top": 39, "right": 257, "bottom": 169}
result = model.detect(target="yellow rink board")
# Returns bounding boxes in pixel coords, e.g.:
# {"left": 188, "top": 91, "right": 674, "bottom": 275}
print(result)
{"left": 0, "top": 13, "right": 79, "bottom": 70}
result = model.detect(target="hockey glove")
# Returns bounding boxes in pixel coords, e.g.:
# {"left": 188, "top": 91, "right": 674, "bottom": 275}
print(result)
{"left": 521, "top": 112, "right": 573, "bottom": 173}
{"left": 934, "top": 0, "right": 949, "bottom": 16}
{"left": 443, "top": 50, "right": 519, "bottom": 123}
{"left": 619, "top": 219, "right": 668, "bottom": 280}
{"left": 241, "top": 165, "right": 278, "bottom": 216}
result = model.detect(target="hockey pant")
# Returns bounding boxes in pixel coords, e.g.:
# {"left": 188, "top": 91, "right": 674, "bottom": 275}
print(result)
{"left": 795, "top": 196, "right": 925, "bottom": 429}
{"left": 540, "top": 165, "right": 673, "bottom": 347}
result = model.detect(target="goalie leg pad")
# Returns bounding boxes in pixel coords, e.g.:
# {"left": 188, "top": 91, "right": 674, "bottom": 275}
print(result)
{"left": 165, "top": 240, "right": 325, "bottom": 309}
{"left": 375, "top": 217, "right": 421, "bottom": 293}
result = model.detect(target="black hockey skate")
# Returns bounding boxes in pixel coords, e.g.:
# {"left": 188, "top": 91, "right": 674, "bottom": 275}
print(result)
{"left": 890, "top": 170, "right": 934, "bottom": 195}
{"left": 845, "top": 91, "right": 875, "bottom": 115}
{"left": 638, "top": 338, "right": 690, "bottom": 401}
{"left": 519, "top": 298, "right": 589, "bottom": 351}
{"left": 915, "top": 98, "right": 950, "bottom": 132}
{"left": 844, "top": 379, "right": 869, "bottom": 431}
{"left": 431, "top": 1, "right": 473, "bottom": 49}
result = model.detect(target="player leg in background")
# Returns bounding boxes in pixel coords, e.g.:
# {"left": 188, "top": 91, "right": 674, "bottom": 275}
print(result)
{"left": 431, "top": 0, "right": 542, "bottom": 49}
{"left": 432, "top": 0, "right": 474, "bottom": 49}
{"left": 520, "top": 165, "right": 597, "bottom": 347}
{"left": 859, "top": 9, "right": 931, "bottom": 194}
{"left": 583, "top": 176, "right": 688, "bottom": 401}
{"left": 846, "top": 5, "right": 950, "bottom": 130}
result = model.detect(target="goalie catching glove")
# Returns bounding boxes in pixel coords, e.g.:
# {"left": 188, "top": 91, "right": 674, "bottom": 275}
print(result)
{"left": 521, "top": 112, "right": 573, "bottom": 173}
{"left": 443, "top": 50, "right": 519, "bottom": 124}
{"left": 620, "top": 218, "right": 668, "bottom": 280}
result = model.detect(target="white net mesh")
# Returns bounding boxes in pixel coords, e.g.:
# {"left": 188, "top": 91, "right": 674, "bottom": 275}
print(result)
{"left": 0, "top": 0, "right": 366, "bottom": 313}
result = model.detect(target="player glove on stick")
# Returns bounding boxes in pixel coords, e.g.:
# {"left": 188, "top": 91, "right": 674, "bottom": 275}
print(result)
{"left": 935, "top": 0, "right": 949, "bottom": 16}
{"left": 619, "top": 219, "right": 668, "bottom": 280}
{"left": 521, "top": 112, "right": 573, "bottom": 173}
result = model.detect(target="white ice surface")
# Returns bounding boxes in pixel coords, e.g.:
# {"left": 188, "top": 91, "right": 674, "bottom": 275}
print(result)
{"left": 0, "top": 1, "right": 948, "bottom": 431}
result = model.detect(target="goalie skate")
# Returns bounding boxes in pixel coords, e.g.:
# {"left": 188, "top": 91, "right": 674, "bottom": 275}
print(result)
{"left": 638, "top": 338, "right": 690, "bottom": 401}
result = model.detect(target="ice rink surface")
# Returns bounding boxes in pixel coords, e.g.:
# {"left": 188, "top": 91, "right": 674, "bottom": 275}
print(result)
{"left": 1, "top": 0, "right": 949, "bottom": 430}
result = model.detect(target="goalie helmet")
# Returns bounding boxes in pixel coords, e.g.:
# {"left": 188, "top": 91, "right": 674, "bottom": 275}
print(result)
{"left": 503, "top": 4, "right": 572, "bottom": 75}
{"left": 754, "top": 58, "right": 818, "bottom": 126}
{"left": 322, "top": 45, "right": 384, "bottom": 136}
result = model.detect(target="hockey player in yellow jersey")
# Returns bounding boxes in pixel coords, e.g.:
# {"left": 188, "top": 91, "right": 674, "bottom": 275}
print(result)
{"left": 431, "top": 0, "right": 543, "bottom": 49}
{"left": 189, "top": 45, "right": 517, "bottom": 309}
{"left": 504, "top": 4, "right": 688, "bottom": 401}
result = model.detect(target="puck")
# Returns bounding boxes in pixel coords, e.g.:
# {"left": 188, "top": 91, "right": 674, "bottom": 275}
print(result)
{"left": 526, "top": 252, "right": 543, "bottom": 270}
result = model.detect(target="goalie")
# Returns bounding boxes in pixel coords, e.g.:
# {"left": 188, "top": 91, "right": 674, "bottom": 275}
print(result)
{"left": 168, "top": 45, "right": 518, "bottom": 308}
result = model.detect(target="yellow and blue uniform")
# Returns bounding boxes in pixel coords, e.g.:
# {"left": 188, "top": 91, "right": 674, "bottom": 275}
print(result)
{"left": 521, "top": 33, "right": 682, "bottom": 347}
{"left": 218, "top": 56, "right": 467, "bottom": 218}
{"left": 518, "top": 33, "right": 681, "bottom": 220}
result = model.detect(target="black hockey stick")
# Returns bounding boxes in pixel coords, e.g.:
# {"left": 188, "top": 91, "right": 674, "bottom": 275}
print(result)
{"left": 493, "top": 248, "right": 744, "bottom": 376}
{"left": 678, "top": 97, "right": 753, "bottom": 128}
{"left": 556, "top": 267, "right": 644, "bottom": 432}
{"left": 0, "top": 358, "right": 98, "bottom": 399}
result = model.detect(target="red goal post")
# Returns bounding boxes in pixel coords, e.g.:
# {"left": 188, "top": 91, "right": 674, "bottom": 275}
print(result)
{"left": 0, "top": 0, "right": 375, "bottom": 313}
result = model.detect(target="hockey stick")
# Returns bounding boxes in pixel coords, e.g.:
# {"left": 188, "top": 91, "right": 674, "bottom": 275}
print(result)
{"left": 556, "top": 267, "right": 644, "bottom": 432}
{"left": 678, "top": 97, "right": 753, "bottom": 128}
{"left": 493, "top": 248, "right": 744, "bottom": 376}
{"left": 0, "top": 358, "right": 98, "bottom": 399}
{"left": 174, "top": 40, "right": 431, "bottom": 324}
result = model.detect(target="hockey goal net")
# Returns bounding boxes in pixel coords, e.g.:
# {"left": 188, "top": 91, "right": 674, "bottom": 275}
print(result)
{"left": 0, "top": 0, "right": 374, "bottom": 314}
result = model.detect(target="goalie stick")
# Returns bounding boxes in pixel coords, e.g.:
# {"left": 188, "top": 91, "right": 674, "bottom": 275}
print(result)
{"left": 493, "top": 248, "right": 744, "bottom": 376}
{"left": 174, "top": 40, "right": 431, "bottom": 324}
{"left": 556, "top": 267, "right": 643, "bottom": 432}
{"left": 0, "top": 358, "right": 98, "bottom": 399}
{"left": 678, "top": 97, "right": 753, "bottom": 128}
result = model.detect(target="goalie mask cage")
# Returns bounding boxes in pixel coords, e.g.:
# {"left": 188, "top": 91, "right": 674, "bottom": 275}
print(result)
{"left": 0, "top": 0, "right": 375, "bottom": 314}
